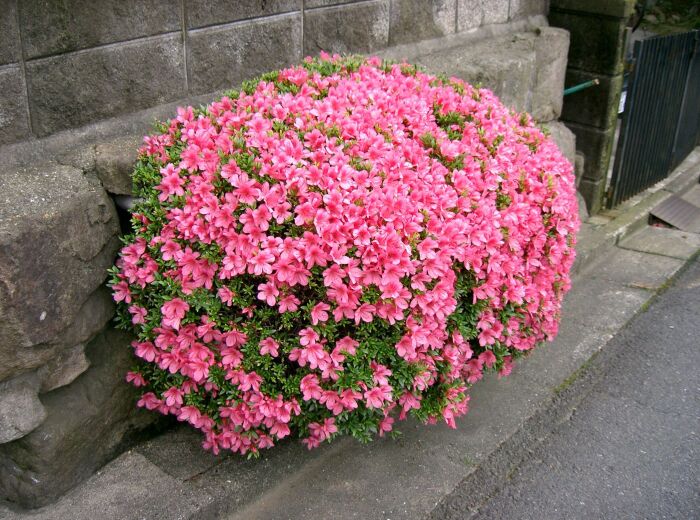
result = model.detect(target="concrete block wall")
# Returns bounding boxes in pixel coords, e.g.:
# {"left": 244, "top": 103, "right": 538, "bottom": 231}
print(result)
{"left": 550, "top": 0, "right": 635, "bottom": 213}
{"left": 0, "top": 0, "right": 547, "bottom": 146}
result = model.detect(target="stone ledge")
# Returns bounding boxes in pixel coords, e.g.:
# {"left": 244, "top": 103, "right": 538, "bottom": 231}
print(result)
{"left": 0, "top": 328, "right": 160, "bottom": 509}
{"left": 550, "top": 0, "right": 636, "bottom": 19}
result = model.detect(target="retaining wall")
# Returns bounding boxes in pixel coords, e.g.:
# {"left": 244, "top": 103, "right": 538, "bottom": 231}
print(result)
{"left": 0, "top": 0, "right": 547, "bottom": 145}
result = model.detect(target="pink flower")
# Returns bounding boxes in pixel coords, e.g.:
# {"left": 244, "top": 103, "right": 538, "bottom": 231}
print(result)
{"left": 378, "top": 415, "right": 394, "bottom": 437}
{"left": 259, "top": 337, "right": 280, "bottom": 357}
{"left": 217, "top": 286, "right": 234, "bottom": 306}
{"left": 129, "top": 305, "right": 147, "bottom": 325}
{"left": 310, "top": 302, "right": 330, "bottom": 325}
{"left": 257, "top": 282, "right": 279, "bottom": 306}
{"left": 478, "top": 350, "right": 497, "bottom": 368}
{"left": 133, "top": 341, "right": 157, "bottom": 362}
{"left": 354, "top": 303, "right": 375, "bottom": 325}
{"left": 126, "top": 371, "right": 146, "bottom": 387}
{"left": 278, "top": 294, "right": 300, "bottom": 313}
{"left": 364, "top": 384, "right": 392, "bottom": 409}
{"left": 161, "top": 298, "right": 189, "bottom": 330}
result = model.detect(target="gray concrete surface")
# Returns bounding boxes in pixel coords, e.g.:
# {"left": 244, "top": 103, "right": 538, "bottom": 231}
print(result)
{"left": 455, "top": 255, "right": 700, "bottom": 520}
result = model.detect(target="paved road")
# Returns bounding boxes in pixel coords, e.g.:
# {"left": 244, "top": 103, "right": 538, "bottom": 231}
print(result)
{"left": 470, "top": 257, "right": 700, "bottom": 520}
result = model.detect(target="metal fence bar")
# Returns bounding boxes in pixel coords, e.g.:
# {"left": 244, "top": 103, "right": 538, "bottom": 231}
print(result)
{"left": 671, "top": 31, "right": 700, "bottom": 170}
{"left": 607, "top": 30, "right": 699, "bottom": 208}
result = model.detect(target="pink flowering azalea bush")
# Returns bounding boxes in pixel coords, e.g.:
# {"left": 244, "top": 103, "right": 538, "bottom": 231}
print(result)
{"left": 109, "top": 54, "right": 579, "bottom": 456}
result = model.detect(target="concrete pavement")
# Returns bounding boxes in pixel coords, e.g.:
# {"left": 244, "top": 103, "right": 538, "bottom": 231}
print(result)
{"left": 458, "top": 255, "right": 700, "bottom": 520}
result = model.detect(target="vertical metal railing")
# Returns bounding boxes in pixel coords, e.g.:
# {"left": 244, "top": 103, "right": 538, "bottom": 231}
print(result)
{"left": 607, "top": 30, "right": 699, "bottom": 208}
{"left": 671, "top": 31, "right": 700, "bottom": 171}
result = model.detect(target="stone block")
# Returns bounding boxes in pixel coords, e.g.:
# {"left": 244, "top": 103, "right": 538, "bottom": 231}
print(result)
{"left": 0, "top": 0, "right": 21, "bottom": 65}
{"left": 37, "top": 343, "right": 90, "bottom": 393}
{"left": 18, "top": 0, "right": 181, "bottom": 59}
{"left": 550, "top": 0, "right": 636, "bottom": 18}
{"left": 0, "top": 65, "right": 31, "bottom": 145}
{"left": 532, "top": 27, "right": 569, "bottom": 122}
{"left": 306, "top": 0, "right": 365, "bottom": 6}
{"left": 415, "top": 32, "right": 537, "bottom": 114}
{"left": 457, "top": 0, "right": 509, "bottom": 31}
{"left": 578, "top": 176, "right": 605, "bottom": 214}
{"left": 0, "top": 328, "right": 158, "bottom": 509}
{"left": 562, "top": 70, "right": 624, "bottom": 129}
{"left": 509, "top": 0, "right": 548, "bottom": 20}
{"left": 304, "top": 0, "right": 390, "bottom": 55}
{"left": 188, "top": 14, "right": 302, "bottom": 94}
{"left": 94, "top": 134, "right": 144, "bottom": 195}
{"left": 575, "top": 151, "right": 585, "bottom": 187}
{"left": 577, "top": 190, "right": 589, "bottom": 222}
{"left": 544, "top": 120, "right": 576, "bottom": 166}
{"left": 389, "top": 0, "right": 456, "bottom": 46}
{"left": 0, "top": 374, "right": 45, "bottom": 444}
{"left": 0, "top": 164, "right": 119, "bottom": 383}
{"left": 549, "top": 10, "right": 627, "bottom": 75}
{"left": 26, "top": 34, "right": 186, "bottom": 137}
{"left": 566, "top": 121, "right": 615, "bottom": 182}
{"left": 186, "top": 0, "right": 301, "bottom": 28}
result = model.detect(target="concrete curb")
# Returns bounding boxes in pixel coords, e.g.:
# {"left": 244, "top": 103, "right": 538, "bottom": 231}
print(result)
{"left": 2, "top": 151, "right": 699, "bottom": 520}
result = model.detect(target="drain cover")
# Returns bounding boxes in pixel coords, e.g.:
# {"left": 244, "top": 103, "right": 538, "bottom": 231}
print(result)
{"left": 650, "top": 189, "right": 700, "bottom": 233}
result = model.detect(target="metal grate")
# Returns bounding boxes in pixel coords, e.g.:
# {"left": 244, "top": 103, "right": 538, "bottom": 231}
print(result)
{"left": 608, "top": 30, "right": 700, "bottom": 208}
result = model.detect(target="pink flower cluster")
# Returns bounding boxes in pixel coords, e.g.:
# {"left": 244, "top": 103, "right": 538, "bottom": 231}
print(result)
{"left": 111, "top": 54, "right": 579, "bottom": 456}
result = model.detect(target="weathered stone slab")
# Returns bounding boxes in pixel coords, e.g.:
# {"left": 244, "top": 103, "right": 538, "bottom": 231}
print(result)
{"left": 306, "top": 0, "right": 364, "bottom": 6}
{"left": 575, "top": 151, "right": 585, "bottom": 187}
{"left": 584, "top": 248, "right": 684, "bottom": 290}
{"left": 304, "top": 0, "right": 390, "bottom": 55}
{"left": 566, "top": 121, "right": 614, "bottom": 182}
{"left": 619, "top": 226, "right": 700, "bottom": 260}
{"left": 0, "top": 164, "right": 119, "bottom": 382}
{"left": 551, "top": 0, "right": 636, "bottom": 18}
{"left": 0, "top": 66, "right": 31, "bottom": 145}
{"left": 0, "top": 452, "right": 210, "bottom": 520}
{"left": 186, "top": 0, "right": 301, "bottom": 29}
{"left": 415, "top": 32, "right": 537, "bottom": 114}
{"left": 544, "top": 120, "right": 576, "bottom": 165}
{"left": 549, "top": 10, "right": 627, "bottom": 75}
{"left": 562, "top": 70, "right": 623, "bottom": 129}
{"left": 0, "top": 0, "right": 21, "bottom": 65}
{"left": 532, "top": 27, "right": 569, "bottom": 122}
{"left": 26, "top": 34, "right": 186, "bottom": 136}
{"left": 389, "top": 0, "right": 456, "bottom": 46}
{"left": 94, "top": 134, "right": 143, "bottom": 195}
{"left": 0, "top": 328, "right": 158, "bottom": 509}
{"left": 579, "top": 177, "right": 605, "bottom": 214}
{"left": 37, "top": 344, "right": 90, "bottom": 393}
{"left": 509, "top": 0, "right": 548, "bottom": 20}
{"left": 18, "top": 0, "right": 180, "bottom": 59}
{"left": 188, "top": 14, "right": 302, "bottom": 94}
{"left": 457, "top": 0, "right": 509, "bottom": 31}
{"left": 577, "top": 190, "right": 589, "bottom": 222}
{"left": 0, "top": 374, "right": 45, "bottom": 444}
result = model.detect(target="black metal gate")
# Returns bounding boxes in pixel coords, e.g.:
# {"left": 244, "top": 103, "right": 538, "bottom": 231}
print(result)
{"left": 608, "top": 30, "right": 700, "bottom": 209}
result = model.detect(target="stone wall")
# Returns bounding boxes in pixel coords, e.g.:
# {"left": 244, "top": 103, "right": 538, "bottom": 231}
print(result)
{"left": 0, "top": 0, "right": 547, "bottom": 146}
{"left": 0, "top": 0, "right": 569, "bottom": 511}
{"left": 550, "top": 0, "right": 635, "bottom": 213}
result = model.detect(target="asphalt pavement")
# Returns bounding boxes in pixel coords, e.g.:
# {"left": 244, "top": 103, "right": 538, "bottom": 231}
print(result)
{"left": 463, "top": 256, "right": 700, "bottom": 520}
